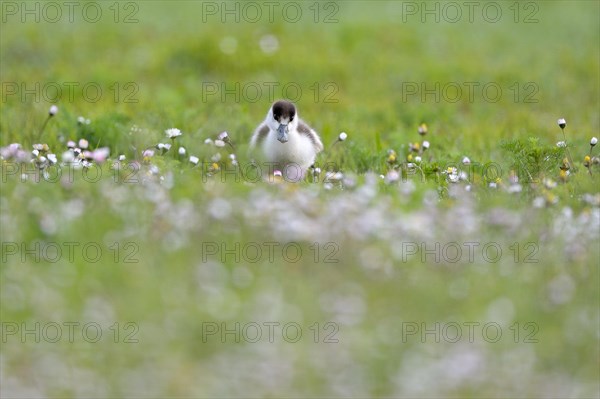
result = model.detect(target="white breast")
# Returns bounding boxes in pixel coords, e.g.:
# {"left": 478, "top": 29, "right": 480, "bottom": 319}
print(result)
{"left": 261, "top": 128, "right": 319, "bottom": 170}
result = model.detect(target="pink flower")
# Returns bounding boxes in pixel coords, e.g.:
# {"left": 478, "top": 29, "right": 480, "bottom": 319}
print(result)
{"left": 92, "top": 147, "right": 110, "bottom": 163}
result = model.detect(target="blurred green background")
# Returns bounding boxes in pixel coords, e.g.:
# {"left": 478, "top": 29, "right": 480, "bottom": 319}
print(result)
{"left": 1, "top": 1, "right": 599, "bottom": 397}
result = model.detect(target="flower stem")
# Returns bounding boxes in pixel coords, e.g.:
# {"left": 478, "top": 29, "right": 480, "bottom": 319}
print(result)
{"left": 38, "top": 116, "right": 50, "bottom": 141}
{"left": 561, "top": 128, "right": 577, "bottom": 172}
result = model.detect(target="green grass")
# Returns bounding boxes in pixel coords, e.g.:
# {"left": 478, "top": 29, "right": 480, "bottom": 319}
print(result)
{"left": 1, "top": 1, "right": 599, "bottom": 397}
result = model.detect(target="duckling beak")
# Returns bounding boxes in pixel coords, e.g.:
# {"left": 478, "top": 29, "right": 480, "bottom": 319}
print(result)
{"left": 277, "top": 124, "right": 289, "bottom": 143}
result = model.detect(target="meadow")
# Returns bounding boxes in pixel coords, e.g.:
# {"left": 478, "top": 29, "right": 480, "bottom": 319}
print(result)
{"left": 1, "top": 1, "right": 599, "bottom": 397}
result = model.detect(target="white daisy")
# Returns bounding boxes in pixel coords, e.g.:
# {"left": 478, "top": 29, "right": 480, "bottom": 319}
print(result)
{"left": 165, "top": 128, "right": 182, "bottom": 139}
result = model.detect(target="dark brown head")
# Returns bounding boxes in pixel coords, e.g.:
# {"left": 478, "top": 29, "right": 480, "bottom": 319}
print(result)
{"left": 270, "top": 100, "right": 296, "bottom": 143}
{"left": 271, "top": 100, "right": 296, "bottom": 124}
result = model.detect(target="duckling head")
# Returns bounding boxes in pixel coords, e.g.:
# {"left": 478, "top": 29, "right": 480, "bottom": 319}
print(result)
{"left": 269, "top": 100, "right": 298, "bottom": 144}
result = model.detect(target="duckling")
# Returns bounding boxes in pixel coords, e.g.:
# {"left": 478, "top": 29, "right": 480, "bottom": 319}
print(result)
{"left": 249, "top": 100, "right": 323, "bottom": 180}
